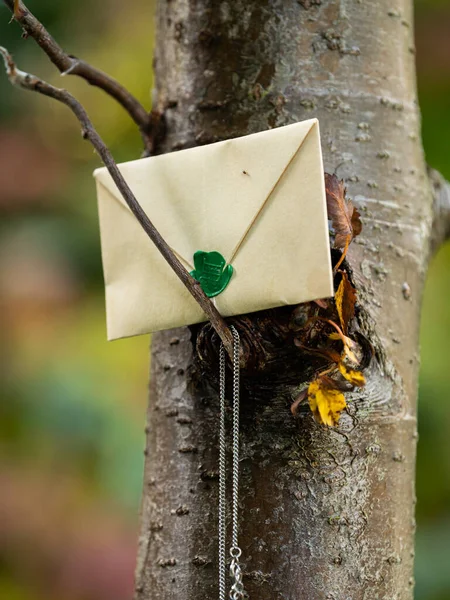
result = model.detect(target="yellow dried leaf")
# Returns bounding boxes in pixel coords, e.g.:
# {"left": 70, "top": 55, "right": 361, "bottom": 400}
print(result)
{"left": 308, "top": 380, "right": 347, "bottom": 427}
{"left": 328, "top": 330, "right": 359, "bottom": 365}
{"left": 338, "top": 363, "right": 365, "bottom": 387}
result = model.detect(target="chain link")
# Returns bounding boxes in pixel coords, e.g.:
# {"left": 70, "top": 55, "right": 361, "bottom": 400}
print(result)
{"left": 230, "top": 550, "right": 246, "bottom": 600}
{"left": 218, "top": 326, "right": 248, "bottom": 600}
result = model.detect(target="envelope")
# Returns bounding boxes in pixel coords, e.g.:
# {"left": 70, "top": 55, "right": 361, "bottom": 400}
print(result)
{"left": 94, "top": 118, "right": 333, "bottom": 340}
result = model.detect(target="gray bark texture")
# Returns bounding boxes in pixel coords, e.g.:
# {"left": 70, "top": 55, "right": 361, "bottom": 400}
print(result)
{"left": 134, "top": 1, "right": 432, "bottom": 599}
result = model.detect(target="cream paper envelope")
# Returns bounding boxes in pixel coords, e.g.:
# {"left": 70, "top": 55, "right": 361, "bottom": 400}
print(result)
{"left": 94, "top": 118, "right": 333, "bottom": 340}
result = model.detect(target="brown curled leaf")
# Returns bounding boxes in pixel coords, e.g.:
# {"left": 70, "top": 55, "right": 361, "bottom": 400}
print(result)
{"left": 325, "top": 173, "right": 362, "bottom": 268}
{"left": 291, "top": 388, "right": 308, "bottom": 417}
{"left": 320, "top": 374, "right": 351, "bottom": 392}
{"left": 313, "top": 298, "right": 329, "bottom": 310}
{"left": 335, "top": 271, "right": 357, "bottom": 334}
{"left": 294, "top": 339, "right": 342, "bottom": 364}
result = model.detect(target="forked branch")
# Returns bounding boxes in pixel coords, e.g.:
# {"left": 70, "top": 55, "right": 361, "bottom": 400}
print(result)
{"left": 3, "top": 0, "right": 159, "bottom": 152}
{"left": 0, "top": 47, "right": 234, "bottom": 356}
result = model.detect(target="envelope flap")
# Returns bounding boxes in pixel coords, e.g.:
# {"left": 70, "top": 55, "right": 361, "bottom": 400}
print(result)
{"left": 94, "top": 119, "right": 318, "bottom": 268}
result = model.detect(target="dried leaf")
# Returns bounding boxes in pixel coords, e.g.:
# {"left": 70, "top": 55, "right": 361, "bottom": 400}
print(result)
{"left": 313, "top": 298, "right": 329, "bottom": 310}
{"left": 308, "top": 379, "right": 347, "bottom": 427}
{"left": 325, "top": 173, "right": 362, "bottom": 264}
{"left": 335, "top": 271, "right": 357, "bottom": 334}
{"left": 325, "top": 319, "right": 359, "bottom": 364}
{"left": 338, "top": 363, "right": 365, "bottom": 387}
{"left": 291, "top": 388, "right": 308, "bottom": 416}
{"left": 333, "top": 236, "right": 350, "bottom": 272}
{"left": 320, "top": 373, "right": 350, "bottom": 392}
{"left": 294, "top": 339, "right": 342, "bottom": 364}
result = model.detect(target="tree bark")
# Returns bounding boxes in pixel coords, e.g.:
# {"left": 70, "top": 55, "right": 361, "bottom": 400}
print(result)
{"left": 135, "top": 1, "right": 432, "bottom": 598}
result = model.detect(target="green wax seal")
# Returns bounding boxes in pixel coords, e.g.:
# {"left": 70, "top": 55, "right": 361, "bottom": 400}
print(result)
{"left": 190, "top": 250, "right": 233, "bottom": 298}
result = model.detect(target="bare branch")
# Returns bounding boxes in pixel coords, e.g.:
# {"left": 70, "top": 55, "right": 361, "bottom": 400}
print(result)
{"left": 429, "top": 167, "right": 450, "bottom": 255}
{"left": 2, "top": 0, "right": 160, "bottom": 153}
{"left": 0, "top": 46, "right": 234, "bottom": 356}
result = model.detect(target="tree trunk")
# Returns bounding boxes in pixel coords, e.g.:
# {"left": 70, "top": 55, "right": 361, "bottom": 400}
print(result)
{"left": 134, "top": 1, "right": 432, "bottom": 598}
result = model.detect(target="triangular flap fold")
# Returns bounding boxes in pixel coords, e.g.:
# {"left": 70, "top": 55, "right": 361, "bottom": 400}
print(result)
{"left": 93, "top": 119, "right": 318, "bottom": 266}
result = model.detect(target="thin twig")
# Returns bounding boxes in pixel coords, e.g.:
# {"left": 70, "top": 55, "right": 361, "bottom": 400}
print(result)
{"left": 3, "top": 0, "right": 157, "bottom": 152}
{"left": 0, "top": 47, "right": 234, "bottom": 356}
{"left": 428, "top": 167, "right": 450, "bottom": 255}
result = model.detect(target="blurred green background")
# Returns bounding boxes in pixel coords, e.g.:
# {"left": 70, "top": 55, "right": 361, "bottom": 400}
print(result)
{"left": 0, "top": 1, "right": 449, "bottom": 599}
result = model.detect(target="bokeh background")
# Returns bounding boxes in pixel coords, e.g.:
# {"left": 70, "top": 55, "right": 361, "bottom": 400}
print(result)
{"left": 0, "top": 1, "right": 449, "bottom": 599}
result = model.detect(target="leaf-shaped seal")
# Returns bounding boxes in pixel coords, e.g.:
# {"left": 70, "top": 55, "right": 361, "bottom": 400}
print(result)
{"left": 190, "top": 250, "right": 234, "bottom": 298}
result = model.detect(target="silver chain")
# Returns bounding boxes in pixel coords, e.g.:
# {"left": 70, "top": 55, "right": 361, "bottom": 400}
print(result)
{"left": 219, "top": 336, "right": 227, "bottom": 600}
{"left": 219, "top": 326, "right": 248, "bottom": 600}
